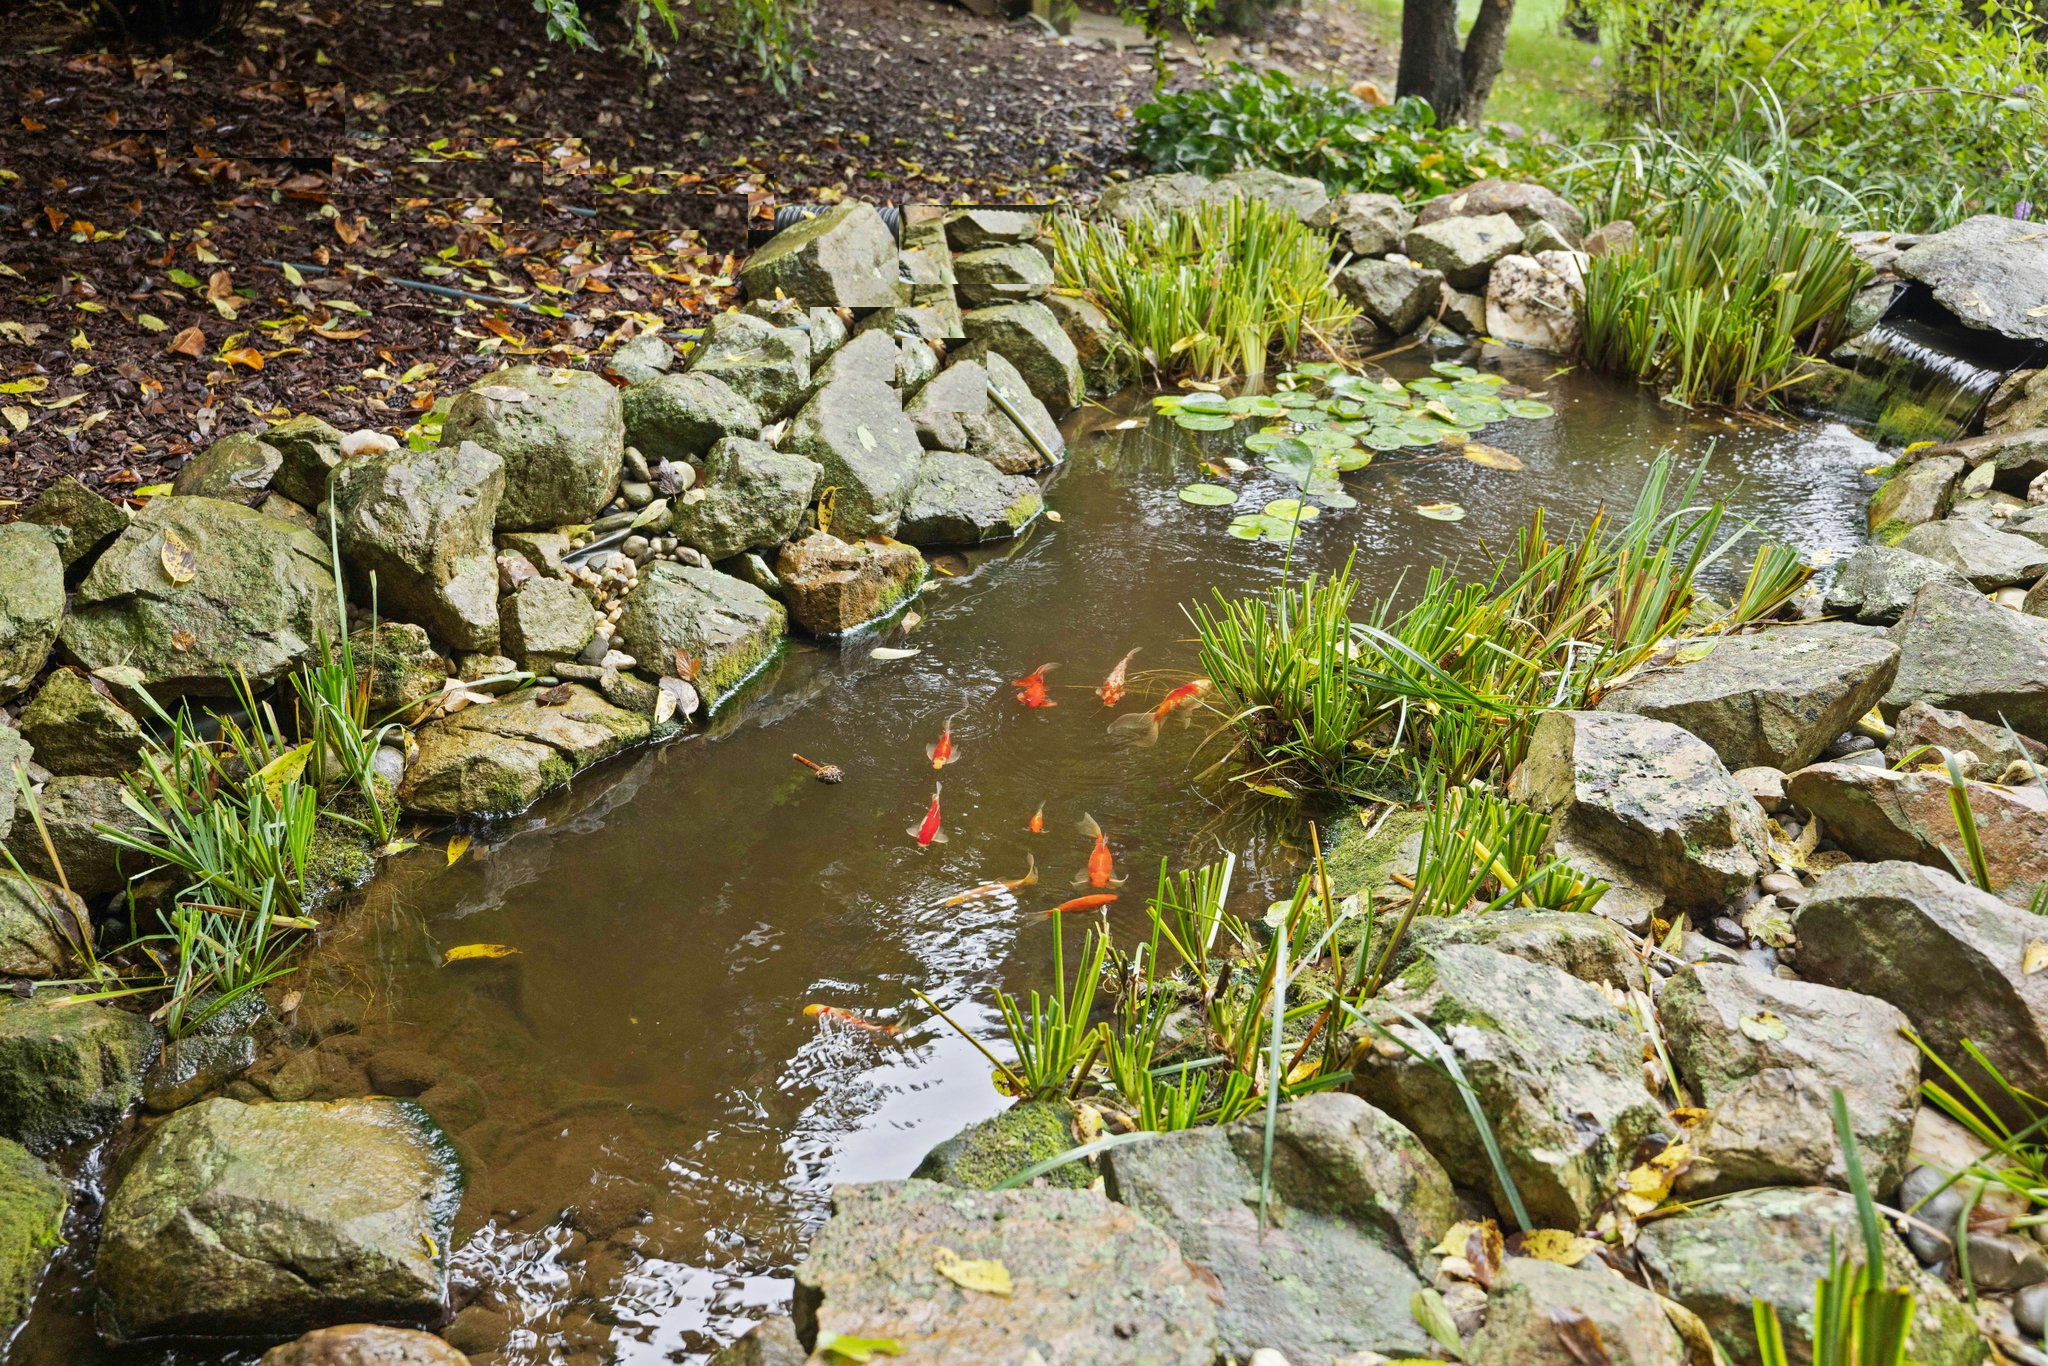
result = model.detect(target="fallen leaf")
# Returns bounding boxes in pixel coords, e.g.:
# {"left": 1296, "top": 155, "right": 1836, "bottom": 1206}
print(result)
{"left": 1409, "top": 1287, "right": 1464, "bottom": 1356}
{"left": 160, "top": 529, "right": 198, "bottom": 584}
{"left": 253, "top": 742, "right": 312, "bottom": 800}
{"left": 446, "top": 834, "right": 472, "bottom": 865}
{"left": 869, "top": 646, "right": 921, "bottom": 660}
{"left": 169, "top": 629, "right": 195, "bottom": 651}
{"left": 2025, "top": 940, "right": 2048, "bottom": 975}
{"left": 136, "top": 313, "right": 166, "bottom": 332}
{"left": 672, "top": 649, "right": 701, "bottom": 681}
{"left": 1461, "top": 442, "right": 1523, "bottom": 471}
{"left": 814, "top": 1332, "right": 904, "bottom": 1363}
{"left": 1415, "top": 501, "right": 1466, "bottom": 522}
{"left": 1739, "top": 1009, "right": 1789, "bottom": 1042}
{"left": 220, "top": 346, "right": 264, "bottom": 371}
{"left": 166, "top": 327, "right": 206, "bottom": 358}
{"left": 1620, "top": 1142, "right": 1691, "bottom": 1216}
{"left": 933, "top": 1246, "right": 1012, "bottom": 1296}
{"left": 1548, "top": 1307, "right": 1614, "bottom": 1366}
{"left": 440, "top": 942, "right": 520, "bottom": 965}
{"left": 856, "top": 423, "right": 877, "bottom": 451}
{"left": 535, "top": 683, "right": 573, "bottom": 707}
{"left": 1043, "top": 510, "right": 1062, "bottom": 523}
{"left": 1519, "top": 1229, "right": 1599, "bottom": 1265}
{"left": 2, "top": 407, "right": 27, "bottom": 432}
{"left": 1673, "top": 641, "right": 1717, "bottom": 665}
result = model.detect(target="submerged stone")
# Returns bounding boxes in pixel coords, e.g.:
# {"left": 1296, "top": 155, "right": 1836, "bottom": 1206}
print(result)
{"left": 0, "top": 1138, "right": 66, "bottom": 1333}
{"left": 258, "top": 1325, "right": 469, "bottom": 1365}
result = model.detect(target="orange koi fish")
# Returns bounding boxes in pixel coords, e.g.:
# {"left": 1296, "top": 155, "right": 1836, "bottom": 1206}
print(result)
{"left": 925, "top": 712, "right": 961, "bottom": 770}
{"left": 1097, "top": 647, "right": 1141, "bottom": 707}
{"left": 907, "top": 784, "right": 948, "bottom": 847}
{"left": 803, "top": 1004, "right": 900, "bottom": 1035}
{"left": 1108, "top": 678, "right": 1212, "bottom": 747}
{"left": 1046, "top": 892, "right": 1119, "bottom": 916}
{"left": 941, "top": 854, "right": 1040, "bottom": 906}
{"left": 1027, "top": 802, "right": 1046, "bottom": 834}
{"left": 1074, "top": 813, "right": 1125, "bottom": 888}
{"left": 1012, "top": 663, "right": 1058, "bottom": 708}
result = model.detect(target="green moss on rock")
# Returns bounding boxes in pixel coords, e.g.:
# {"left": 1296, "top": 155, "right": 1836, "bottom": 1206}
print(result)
{"left": 0, "top": 1137, "right": 65, "bottom": 1331}
{"left": 912, "top": 1101, "right": 1089, "bottom": 1190}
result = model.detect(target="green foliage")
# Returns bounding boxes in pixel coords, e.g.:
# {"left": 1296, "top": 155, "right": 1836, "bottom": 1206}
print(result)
{"left": 1593, "top": 0, "right": 2048, "bottom": 230}
{"left": 1581, "top": 192, "right": 1868, "bottom": 410}
{"left": 1050, "top": 197, "right": 1356, "bottom": 384}
{"left": 1132, "top": 66, "right": 1543, "bottom": 197}
{"left": 534, "top": 0, "right": 812, "bottom": 92}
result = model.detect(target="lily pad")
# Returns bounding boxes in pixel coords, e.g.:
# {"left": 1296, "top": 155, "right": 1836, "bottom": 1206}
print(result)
{"left": 1415, "top": 501, "right": 1467, "bottom": 522}
{"left": 1178, "top": 483, "right": 1238, "bottom": 507}
{"left": 1262, "top": 498, "right": 1321, "bottom": 521}
{"left": 1503, "top": 399, "right": 1557, "bottom": 419}
{"left": 1172, "top": 412, "right": 1236, "bottom": 431}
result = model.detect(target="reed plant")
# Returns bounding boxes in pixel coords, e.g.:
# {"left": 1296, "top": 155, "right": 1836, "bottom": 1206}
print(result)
{"left": 1050, "top": 197, "right": 1356, "bottom": 384}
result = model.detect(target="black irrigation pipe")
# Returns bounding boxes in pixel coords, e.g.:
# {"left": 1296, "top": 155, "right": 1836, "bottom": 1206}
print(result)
{"left": 263, "top": 258, "right": 703, "bottom": 339}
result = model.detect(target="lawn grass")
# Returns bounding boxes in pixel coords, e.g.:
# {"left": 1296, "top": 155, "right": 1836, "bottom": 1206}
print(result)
{"left": 1342, "top": 0, "right": 1608, "bottom": 139}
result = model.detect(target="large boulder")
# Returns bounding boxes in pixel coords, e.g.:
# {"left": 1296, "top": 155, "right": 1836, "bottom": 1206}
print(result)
{"left": 0, "top": 875, "right": 80, "bottom": 980}
{"left": 1485, "top": 250, "right": 1585, "bottom": 354}
{"left": 1041, "top": 294, "right": 1136, "bottom": 398}
{"left": 669, "top": 437, "right": 820, "bottom": 563}
{"left": 1202, "top": 168, "right": 1331, "bottom": 225}
{"left": 774, "top": 533, "right": 923, "bottom": 637}
{"left": 793, "top": 1180, "right": 1219, "bottom": 1364}
{"left": 18, "top": 667, "right": 147, "bottom": 776}
{"left": 259, "top": 1325, "right": 469, "bottom": 1365}
{"left": 1796, "top": 861, "right": 2048, "bottom": 1126}
{"left": 0, "top": 524, "right": 66, "bottom": 702}
{"left": 623, "top": 372, "right": 764, "bottom": 471}
{"left": 904, "top": 357, "right": 989, "bottom": 451}
{"left": 332, "top": 440, "right": 505, "bottom": 653}
{"left": 1823, "top": 544, "right": 1972, "bottom": 625}
{"left": 1787, "top": 761, "right": 2048, "bottom": 907}
{"left": 171, "top": 432, "right": 282, "bottom": 505}
{"left": 1310, "top": 191, "right": 1414, "bottom": 258}
{"left": 898, "top": 452, "right": 1042, "bottom": 546}
{"left": 1417, "top": 178, "right": 1587, "bottom": 246}
{"left": 96, "top": 1096, "right": 462, "bottom": 1340}
{"left": 739, "top": 203, "right": 903, "bottom": 310}
{"left": 1507, "top": 709, "right": 1769, "bottom": 928}
{"left": 1636, "top": 1186, "right": 1981, "bottom": 1366}
{"left": 1095, "top": 173, "right": 1208, "bottom": 227}
{"left": 0, "top": 1138, "right": 65, "bottom": 1332}
{"left": 1868, "top": 455, "right": 1964, "bottom": 544}
{"left": 684, "top": 312, "right": 812, "bottom": 423}
{"left": 1598, "top": 622, "right": 1898, "bottom": 772}
{"left": 953, "top": 245, "right": 1053, "bottom": 309}
{"left": 1375, "top": 906, "right": 1641, "bottom": 994}
{"left": 1467, "top": 1259, "right": 1687, "bottom": 1366}
{"left": 614, "top": 563, "right": 785, "bottom": 706}
{"left": 1346, "top": 943, "right": 1665, "bottom": 1229}
{"left": 965, "top": 349, "right": 1064, "bottom": 473}
{"left": 1403, "top": 212, "right": 1525, "bottom": 290}
{"left": 497, "top": 577, "right": 600, "bottom": 669}
{"left": 397, "top": 683, "right": 650, "bottom": 819}
{"left": 440, "top": 366, "right": 625, "bottom": 529}
{"left": 1100, "top": 1093, "right": 1449, "bottom": 1362}
{"left": 814, "top": 327, "right": 936, "bottom": 393}
{"left": 1659, "top": 963, "right": 1919, "bottom": 1192}
{"left": 959, "top": 302, "right": 1083, "bottom": 416}
{"left": 1337, "top": 257, "right": 1444, "bottom": 335}
{"left": 263, "top": 415, "right": 346, "bottom": 508}
{"left": 782, "top": 379, "right": 923, "bottom": 538}
{"left": 1896, "top": 517, "right": 2048, "bottom": 590}
{"left": 1885, "top": 581, "right": 2048, "bottom": 741}
{"left": 1896, "top": 214, "right": 2048, "bottom": 345}
{"left": 4, "top": 774, "right": 151, "bottom": 899}
{"left": 60, "top": 496, "right": 338, "bottom": 700}
{"left": 20, "top": 475, "right": 129, "bottom": 574}
{"left": 0, "top": 999, "right": 155, "bottom": 1152}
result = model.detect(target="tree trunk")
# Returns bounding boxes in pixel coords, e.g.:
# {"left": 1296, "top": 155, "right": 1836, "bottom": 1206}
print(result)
{"left": 1456, "top": 0, "right": 1516, "bottom": 125}
{"left": 1396, "top": 0, "right": 1465, "bottom": 127}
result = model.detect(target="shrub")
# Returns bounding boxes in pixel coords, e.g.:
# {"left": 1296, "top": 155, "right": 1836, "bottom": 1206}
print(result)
{"left": 1132, "top": 66, "right": 1544, "bottom": 198}
{"left": 534, "top": 0, "right": 813, "bottom": 91}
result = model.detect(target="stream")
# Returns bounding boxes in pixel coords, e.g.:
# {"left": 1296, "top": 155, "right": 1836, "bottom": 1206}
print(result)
{"left": 14, "top": 346, "right": 1883, "bottom": 1365}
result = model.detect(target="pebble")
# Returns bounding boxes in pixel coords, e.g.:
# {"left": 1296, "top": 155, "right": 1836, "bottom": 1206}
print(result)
{"left": 1247, "top": 1352, "right": 1292, "bottom": 1366}
{"left": 1734, "top": 765, "right": 1787, "bottom": 813}
{"left": 623, "top": 445, "right": 651, "bottom": 481}
{"left": 577, "top": 637, "right": 610, "bottom": 665}
{"left": 621, "top": 535, "right": 649, "bottom": 559}
{"left": 1900, "top": 1166, "right": 1963, "bottom": 1267}
{"left": 1759, "top": 872, "right": 1803, "bottom": 897}
{"left": 591, "top": 511, "right": 636, "bottom": 534}
{"left": 1995, "top": 587, "right": 2030, "bottom": 608}
{"left": 2017, "top": 1282, "right": 2048, "bottom": 1338}
{"left": 600, "top": 651, "right": 636, "bottom": 671}
{"left": 1706, "top": 915, "right": 1748, "bottom": 948}
{"left": 1821, "top": 731, "right": 1878, "bottom": 760}
{"left": 1970, "top": 1229, "right": 2048, "bottom": 1291}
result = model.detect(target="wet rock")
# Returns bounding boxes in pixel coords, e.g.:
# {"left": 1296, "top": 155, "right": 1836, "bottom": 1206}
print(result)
{"left": 1507, "top": 709, "right": 1769, "bottom": 928}
{"left": 1095, "top": 172, "right": 1209, "bottom": 227}
{"left": 5, "top": 774, "right": 153, "bottom": 898}
{"left": 264, "top": 415, "right": 346, "bottom": 507}
{"left": 0, "top": 722, "right": 27, "bottom": 844}
{"left": 1869, "top": 456, "right": 1965, "bottom": 544}
{"left": 1101, "top": 1093, "right": 1448, "bottom": 1362}
{"left": 1968, "top": 1228, "right": 2048, "bottom": 1291}
{"left": 739, "top": 203, "right": 903, "bottom": 309}
{"left": 349, "top": 622, "right": 447, "bottom": 725}
{"left": 1897, "top": 517, "right": 2048, "bottom": 589}
{"left": 1041, "top": 294, "right": 1136, "bottom": 397}
{"left": 1310, "top": 191, "right": 1414, "bottom": 258}
{"left": 782, "top": 378, "right": 923, "bottom": 537}
{"left": 953, "top": 245, "right": 1054, "bottom": 308}
{"left": 623, "top": 371, "right": 764, "bottom": 471}
{"left": 0, "top": 875, "right": 78, "bottom": 979}
{"left": 1484, "top": 250, "right": 1585, "bottom": 354}
{"left": 1202, "top": 168, "right": 1331, "bottom": 225}
{"left": 1376, "top": 907, "right": 1640, "bottom": 993}
{"left": 1786, "top": 761, "right": 2048, "bottom": 907}
{"left": 1660, "top": 963, "right": 1919, "bottom": 1191}
{"left": 707, "top": 1316, "right": 806, "bottom": 1366}
{"left": 172, "top": 431, "right": 283, "bottom": 505}
{"left": 1934, "top": 427, "right": 2048, "bottom": 498}
{"left": 259, "top": 1325, "right": 468, "bottom": 1365}
{"left": 684, "top": 312, "right": 812, "bottom": 423}
{"left": 143, "top": 1030, "right": 259, "bottom": 1112}
{"left": 960, "top": 302, "right": 1083, "bottom": 416}
{"left": 1896, "top": 214, "right": 2048, "bottom": 345}
{"left": 1346, "top": 944, "right": 1664, "bottom": 1229}
{"left": 962, "top": 348, "right": 1064, "bottom": 473}
{"left": 1403, "top": 212, "right": 1525, "bottom": 289}
{"left": 61, "top": 496, "right": 337, "bottom": 700}
{"left": 1796, "top": 861, "right": 2048, "bottom": 1127}
{"left": 1637, "top": 1185, "right": 1980, "bottom": 1366}
{"left": 608, "top": 332, "right": 677, "bottom": 385}
{"left": 1467, "top": 1258, "right": 1686, "bottom": 1366}
{"left": 0, "top": 1138, "right": 65, "bottom": 1331}
{"left": 333, "top": 440, "right": 504, "bottom": 653}
{"left": 793, "top": 1180, "right": 1220, "bottom": 1365}
{"left": 1886, "top": 699, "right": 2048, "bottom": 776}
{"left": 774, "top": 533, "right": 923, "bottom": 637}
{"left": 97, "top": 1096, "right": 461, "bottom": 1340}
{"left": 399, "top": 684, "right": 648, "bottom": 817}
{"left": 20, "top": 475, "right": 129, "bottom": 574}
{"left": 1597, "top": 621, "right": 1898, "bottom": 772}
{"left": 0, "top": 525, "right": 65, "bottom": 703}
{"left": 499, "top": 576, "right": 600, "bottom": 669}
{"left": 1417, "top": 178, "right": 1586, "bottom": 247}
{"left": 1885, "top": 581, "right": 2048, "bottom": 741}
{"left": 905, "top": 357, "right": 989, "bottom": 451}
{"left": 497, "top": 529, "right": 572, "bottom": 578}
{"left": 913, "top": 1100, "right": 1089, "bottom": 1190}
{"left": 1439, "top": 285, "right": 1486, "bottom": 335}
{"left": 1824, "top": 544, "right": 1972, "bottom": 624}
{"left": 1337, "top": 257, "right": 1445, "bottom": 334}
{"left": 18, "top": 667, "right": 146, "bottom": 776}
{"left": 670, "top": 436, "right": 821, "bottom": 563}
{"left": 614, "top": 562, "right": 785, "bottom": 706}
{"left": 440, "top": 366, "right": 624, "bottom": 530}
{"left": 0, "top": 999, "right": 155, "bottom": 1152}
{"left": 898, "top": 452, "right": 1042, "bottom": 546}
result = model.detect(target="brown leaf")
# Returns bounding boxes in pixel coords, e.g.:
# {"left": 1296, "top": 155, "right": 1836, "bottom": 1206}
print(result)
{"left": 170, "top": 629, "right": 196, "bottom": 651}
{"left": 1464, "top": 1219, "right": 1504, "bottom": 1289}
{"left": 672, "top": 649, "right": 700, "bottom": 682}
{"left": 160, "top": 529, "right": 197, "bottom": 584}
{"left": 166, "top": 326, "right": 206, "bottom": 358}
{"left": 205, "top": 269, "right": 234, "bottom": 301}
{"left": 535, "top": 683, "right": 573, "bottom": 707}
{"left": 1548, "top": 1308, "right": 1614, "bottom": 1366}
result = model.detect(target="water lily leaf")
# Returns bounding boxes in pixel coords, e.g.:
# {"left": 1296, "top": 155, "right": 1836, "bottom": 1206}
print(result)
{"left": 1331, "top": 449, "right": 1374, "bottom": 472}
{"left": 1177, "top": 483, "right": 1237, "bottom": 507}
{"left": 933, "top": 1246, "right": 1013, "bottom": 1296}
{"left": 1738, "top": 1009, "right": 1788, "bottom": 1042}
{"left": 1177, "top": 391, "right": 1229, "bottom": 412}
{"left": 1519, "top": 1229, "right": 1598, "bottom": 1265}
{"left": 1172, "top": 412, "right": 1236, "bottom": 431}
{"left": 1504, "top": 399, "right": 1557, "bottom": 419}
{"left": 1364, "top": 428, "right": 1416, "bottom": 451}
{"left": 816, "top": 1332, "right": 906, "bottom": 1362}
{"left": 441, "top": 943, "right": 520, "bottom": 964}
{"left": 446, "top": 834, "right": 471, "bottom": 866}
{"left": 1415, "top": 502, "right": 1467, "bottom": 522}
{"left": 160, "top": 529, "right": 198, "bottom": 584}
{"left": 1224, "top": 517, "right": 1266, "bottom": 540}
{"left": 1315, "top": 489, "right": 1360, "bottom": 511}
{"left": 1242, "top": 429, "right": 1286, "bottom": 453}
{"left": 1262, "top": 499, "right": 1320, "bottom": 521}
{"left": 1461, "top": 442, "right": 1523, "bottom": 470}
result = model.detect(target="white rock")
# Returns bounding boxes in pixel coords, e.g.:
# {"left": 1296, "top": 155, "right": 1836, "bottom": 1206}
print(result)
{"left": 339, "top": 428, "right": 398, "bottom": 457}
{"left": 1484, "top": 250, "right": 1587, "bottom": 354}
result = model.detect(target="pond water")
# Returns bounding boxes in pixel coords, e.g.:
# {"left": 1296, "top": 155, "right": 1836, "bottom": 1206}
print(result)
{"left": 15, "top": 347, "right": 1883, "bottom": 1365}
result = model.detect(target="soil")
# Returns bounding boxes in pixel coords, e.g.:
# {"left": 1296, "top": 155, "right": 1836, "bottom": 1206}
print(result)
{"left": 0, "top": 0, "right": 1393, "bottom": 506}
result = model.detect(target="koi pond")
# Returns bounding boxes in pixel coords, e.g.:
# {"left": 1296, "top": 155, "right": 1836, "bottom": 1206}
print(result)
{"left": 15, "top": 347, "right": 1882, "bottom": 1364}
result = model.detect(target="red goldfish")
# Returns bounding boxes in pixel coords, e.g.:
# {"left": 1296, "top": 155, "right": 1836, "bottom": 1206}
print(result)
{"left": 1047, "top": 892, "right": 1119, "bottom": 916}
{"left": 1012, "top": 663, "right": 1058, "bottom": 708}
{"left": 1074, "top": 813, "right": 1125, "bottom": 888}
{"left": 1027, "top": 802, "right": 1045, "bottom": 834}
{"left": 1097, "top": 647, "right": 1141, "bottom": 707}
{"left": 1108, "top": 678, "right": 1212, "bottom": 746}
{"left": 941, "top": 854, "right": 1039, "bottom": 906}
{"left": 907, "top": 784, "right": 947, "bottom": 847}
{"left": 803, "top": 1004, "right": 899, "bottom": 1035}
{"left": 925, "top": 712, "right": 960, "bottom": 769}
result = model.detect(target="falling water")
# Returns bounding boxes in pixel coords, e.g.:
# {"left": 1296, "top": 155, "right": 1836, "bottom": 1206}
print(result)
{"left": 1830, "top": 285, "right": 2046, "bottom": 445}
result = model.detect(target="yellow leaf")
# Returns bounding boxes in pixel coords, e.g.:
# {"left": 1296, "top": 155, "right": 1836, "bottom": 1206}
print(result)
{"left": 446, "top": 834, "right": 471, "bottom": 866}
{"left": 440, "top": 943, "right": 520, "bottom": 965}
{"left": 160, "top": 529, "right": 198, "bottom": 584}
{"left": 283, "top": 262, "right": 306, "bottom": 286}
{"left": 252, "top": 742, "right": 312, "bottom": 800}
{"left": 220, "top": 346, "right": 264, "bottom": 371}
{"left": 2025, "top": 940, "right": 2048, "bottom": 975}
{"left": 1461, "top": 442, "right": 1523, "bottom": 471}
{"left": 134, "top": 482, "right": 173, "bottom": 498}
{"left": 1673, "top": 641, "right": 1717, "bottom": 665}
{"left": 1620, "top": 1142, "right": 1691, "bottom": 1215}
{"left": 0, "top": 377, "right": 48, "bottom": 395}
{"left": 1739, "top": 1009, "right": 1789, "bottom": 1042}
{"left": 1519, "top": 1229, "right": 1597, "bottom": 1265}
{"left": 2, "top": 407, "right": 26, "bottom": 432}
{"left": 933, "top": 1246, "right": 1012, "bottom": 1296}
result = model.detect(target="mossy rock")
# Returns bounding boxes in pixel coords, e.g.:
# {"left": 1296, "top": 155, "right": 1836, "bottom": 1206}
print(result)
{"left": 912, "top": 1101, "right": 1090, "bottom": 1190}
{"left": 0, "top": 1137, "right": 66, "bottom": 1331}
{"left": 0, "top": 999, "right": 158, "bottom": 1153}
{"left": 1319, "top": 808, "right": 1426, "bottom": 903}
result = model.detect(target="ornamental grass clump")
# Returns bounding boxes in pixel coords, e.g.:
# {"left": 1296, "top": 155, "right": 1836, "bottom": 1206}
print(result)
{"left": 1050, "top": 196, "right": 1356, "bottom": 384}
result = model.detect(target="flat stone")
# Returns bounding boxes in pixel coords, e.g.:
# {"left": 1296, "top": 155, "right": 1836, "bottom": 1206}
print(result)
{"left": 793, "top": 1180, "right": 1220, "bottom": 1365}
{"left": 1416, "top": 178, "right": 1586, "bottom": 247}
{"left": 1869, "top": 456, "right": 1964, "bottom": 544}
{"left": 684, "top": 311, "right": 812, "bottom": 424}
{"left": 623, "top": 371, "right": 764, "bottom": 471}
{"left": 775, "top": 533, "right": 923, "bottom": 637}
{"left": 782, "top": 378, "right": 923, "bottom": 538}
{"left": 263, "top": 415, "right": 346, "bottom": 507}
{"left": 1310, "top": 191, "right": 1414, "bottom": 258}
{"left": 259, "top": 1325, "right": 469, "bottom": 1365}
{"left": 959, "top": 302, "right": 1083, "bottom": 415}
{"left": 1337, "top": 257, "right": 1445, "bottom": 335}
{"left": 1896, "top": 517, "right": 2048, "bottom": 589}
{"left": 1896, "top": 214, "right": 2048, "bottom": 344}
{"left": 333, "top": 440, "right": 505, "bottom": 653}
{"left": 740, "top": 203, "right": 904, "bottom": 310}
{"left": 1824, "top": 544, "right": 1972, "bottom": 624}
{"left": 1885, "top": 581, "right": 2048, "bottom": 742}
{"left": 614, "top": 562, "right": 785, "bottom": 705}
{"left": 670, "top": 436, "right": 820, "bottom": 562}
{"left": 1786, "top": 760, "right": 2048, "bottom": 907}
{"left": 952, "top": 245, "right": 1054, "bottom": 308}
{"left": 898, "top": 451, "right": 1042, "bottom": 546}
{"left": 0, "top": 523, "right": 66, "bottom": 702}
{"left": 943, "top": 208, "right": 1048, "bottom": 253}
{"left": 1467, "top": 1259, "right": 1686, "bottom": 1366}
{"left": 1404, "top": 212, "right": 1525, "bottom": 290}
{"left": 440, "top": 366, "right": 625, "bottom": 530}
{"left": 397, "top": 728, "right": 570, "bottom": 819}
{"left": 1377, "top": 907, "right": 1641, "bottom": 993}
{"left": 0, "top": 874, "right": 81, "bottom": 979}
{"left": 171, "top": 431, "right": 282, "bottom": 505}
{"left": 19, "top": 475, "right": 129, "bottom": 574}
{"left": 0, "top": 999, "right": 156, "bottom": 1152}
{"left": 1933, "top": 427, "right": 2048, "bottom": 497}
{"left": 1675, "top": 1067, "right": 1853, "bottom": 1199}
{"left": 1202, "top": 168, "right": 1331, "bottom": 226}
{"left": 0, "top": 1138, "right": 66, "bottom": 1333}
{"left": 433, "top": 681, "right": 648, "bottom": 769}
